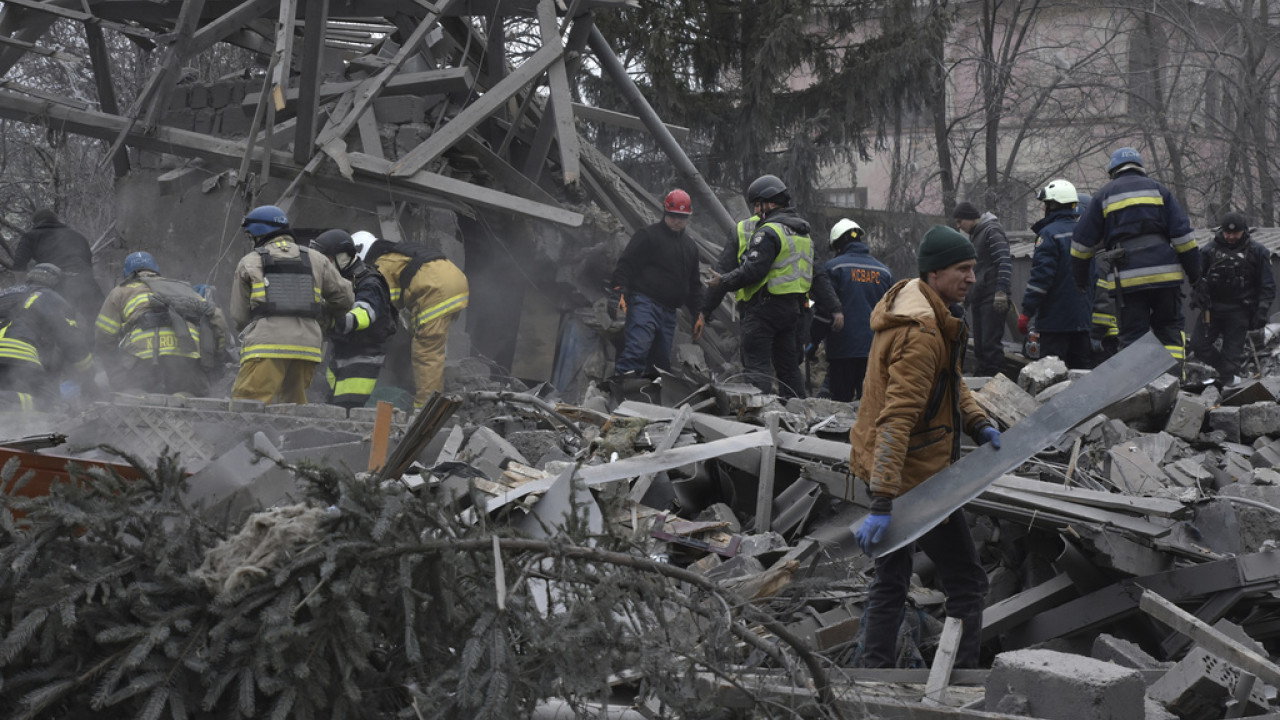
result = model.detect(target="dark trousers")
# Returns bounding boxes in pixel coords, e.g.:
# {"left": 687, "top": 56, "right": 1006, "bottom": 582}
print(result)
{"left": 109, "top": 355, "right": 211, "bottom": 397}
{"left": 828, "top": 357, "right": 868, "bottom": 402}
{"left": 328, "top": 352, "right": 387, "bottom": 409}
{"left": 1038, "top": 331, "right": 1092, "bottom": 370}
{"left": 861, "top": 509, "right": 989, "bottom": 668}
{"left": 615, "top": 292, "right": 677, "bottom": 375}
{"left": 1189, "top": 307, "right": 1251, "bottom": 380}
{"left": 740, "top": 295, "right": 805, "bottom": 398}
{"left": 968, "top": 300, "right": 1006, "bottom": 376}
{"left": 1116, "top": 285, "right": 1184, "bottom": 354}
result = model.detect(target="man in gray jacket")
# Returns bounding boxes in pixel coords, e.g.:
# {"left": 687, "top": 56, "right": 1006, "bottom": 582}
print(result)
{"left": 953, "top": 201, "right": 1012, "bottom": 376}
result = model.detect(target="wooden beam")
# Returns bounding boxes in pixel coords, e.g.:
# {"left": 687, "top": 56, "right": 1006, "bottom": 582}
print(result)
{"left": 188, "top": 0, "right": 277, "bottom": 56}
{"left": 83, "top": 22, "right": 129, "bottom": 177}
{"left": 572, "top": 102, "right": 690, "bottom": 144}
{"left": 1139, "top": 589, "right": 1280, "bottom": 688}
{"left": 535, "top": 0, "right": 579, "bottom": 184}
{"left": 521, "top": 13, "right": 591, "bottom": 181}
{"left": 391, "top": 43, "right": 562, "bottom": 177}
{"left": 292, "top": 0, "right": 329, "bottom": 164}
{"left": 142, "top": 0, "right": 209, "bottom": 128}
{"left": 0, "top": 0, "right": 153, "bottom": 42}
{"left": 355, "top": 106, "right": 404, "bottom": 242}
{"left": 315, "top": 0, "right": 456, "bottom": 151}
{"left": 242, "top": 68, "right": 473, "bottom": 114}
{"left": 0, "top": 34, "right": 82, "bottom": 64}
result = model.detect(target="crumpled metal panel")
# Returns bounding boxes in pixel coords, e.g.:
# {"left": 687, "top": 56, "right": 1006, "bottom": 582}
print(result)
{"left": 847, "top": 331, "right": 1176, "bottom": 558}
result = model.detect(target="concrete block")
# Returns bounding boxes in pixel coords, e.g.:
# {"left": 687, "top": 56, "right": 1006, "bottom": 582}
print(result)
{"left": 1035, "top": 380, "right": 1074, "bottom": 404}
{"left": 192, "top": 108, "right": 216, "bottom": 135}
{"left": 1163, "top": 456, "right": 1214, "bottom": 488}
{"left": 372, "top": 95, "right": 426, "bottom": 124}
{"left": 394, "top": 123, "right": 430, "bottom": 156}
{"left": 1148, "top": 646, "right": 1270, "bottom": 720}
{"left": 985, "top": 648, "right": 1145, "bottom": 720}
{"left": 1127, "top": 431, "right": 1178, "bottom": 465}
{"left": 1091, "top": 633, "right": 1171, "bottom": 670}
{"left": 1252, "top": 467, "right": 1280, "bottom": 485}
{"left": 166, "top": 85, "right": 189, "bottom": 110}
{"left": 1148, "top": 374, "right": 1180, "bottom": 417}
{"left": 1220, "top": 451, "right": 1253, "bottom": 487}
{"left": 109, "top": 392, "right": 146, "bottom": 406}
{"left": 1104, "top": 387, "right": 1152, "bottom": 423}
{"left": 1109, "top": 443, "right": 1170, "bottom": 495}
{"left": 1240, "top": 401, "right": 1280, "bottom": 441}
{"left": 1220, "top": 379, "right": 1276, "bottom": 406}
{"left": 347, "top": 407, "right": 380, "bottom": 422}
{"left": 1207, "top": 406, "right": 1241, "bottom": 444}
{"left": 1250, "top": 437, "right": 1280, "bottom": 468}
{"left": 162, "top": 108, "right": 196, "bottom": 130}
{"left": 228, "top": 398, "right": 266, "bottom": 413}
{"left": 217, "top": 107, "right": 250, "bottom": 137}
{"left": 186, "top": 397, "right": 232, "bottom": 412}
{"left": 1200, "top": 385, "right": 1222, "bottom": 406}
{"left": 1019, "top": 355, "right": 1068, "bottom": 396}
{"left": 188, "top": 84, "right": 209, "bottom": 109}
{"left": 143, "top": 393, "right": 174, "bottom": 407}
{"left": 975, "top": 373, "right": 1039, "bottom": 427}
{"left": 1165, "top": 392, "right": 1209, "bottom": 441}
{"left": 208, "top": 81, "right": 233, "bottom": 108}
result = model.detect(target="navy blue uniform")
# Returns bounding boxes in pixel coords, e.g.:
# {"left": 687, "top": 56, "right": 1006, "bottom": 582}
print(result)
{"left": 328, "top": 260, "right": 395, "bottom": 408}
{"left": 1024, "top": 208, "right": 1092, "bottom": 368}
{"left": 819, "top": 242, "right": 891, "bottom": 400}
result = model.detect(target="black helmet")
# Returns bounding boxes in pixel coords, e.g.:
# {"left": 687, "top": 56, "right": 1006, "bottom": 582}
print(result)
{"left": 746, "top": 174, "right": 789, "bottom": 205}
{"left": 311, "top": 229, "right": 357, "bottom": 258}
{"left": 27, "top": 263, "right": 63, "bottom": 289}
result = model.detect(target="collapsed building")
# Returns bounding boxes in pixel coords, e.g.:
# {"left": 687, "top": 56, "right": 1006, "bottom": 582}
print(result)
{"left": 1, "top": 2, "right": 1280, "bottom": 719}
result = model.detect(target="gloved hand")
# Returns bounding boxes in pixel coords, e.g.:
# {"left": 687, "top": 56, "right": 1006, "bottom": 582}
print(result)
{"left": 992, "top": 291, "right": 1009, "bottom": 313}
{"left": 854, "top": 513, "right": 891, "bottom": 555}
{"left": 979, "top": 425, "right": 1002, "bottom": 450}
{"left": 692, "top": 313, "right": 705, "bottom": 341}
{"left": 1017, "top": 313, "right": 1030, "bottom": 335}
{"left": 831, "top": 312, "right": 845, "bottom": 332}
{"left": 337, "top": 311, "right": 356, "bottom": 335}
{"left": 1091, "top": 338, "right": 1104, "bottom": 354}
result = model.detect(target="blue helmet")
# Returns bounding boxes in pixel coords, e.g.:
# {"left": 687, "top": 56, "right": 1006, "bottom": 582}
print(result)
{"left": 122, "top": 251, "right": 159, "bottom": 278}
{"left": 241, "top": 205, "right": 289, "bottom": 238}
{"left": 1107, "top": 147, "right": 1144, "bottom": 177}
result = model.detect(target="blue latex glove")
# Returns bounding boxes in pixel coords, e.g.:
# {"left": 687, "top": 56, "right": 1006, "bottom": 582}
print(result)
{"left": 59, "top": 380, "right": 80, "bottom": 400}
{"left": 853, "top": 514, "right": 891, "bottom": 555}
{"left": 979, "top": 426, "right": 1002, "bottom": 450}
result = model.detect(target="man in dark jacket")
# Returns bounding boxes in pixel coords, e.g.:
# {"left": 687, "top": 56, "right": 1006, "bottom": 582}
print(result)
{"left": 702, "top": 174, "right": 841, "bottom": 398}
{"left": 953, "top": 201, "right": 1011, "bottom": 376}
{"left": 312, "top": 229, "right": 397, "bottom": 408}
{"left": 0, "top": 263, "right": 95, "bottom": 410}
{"left": 815, "top": 218, "right": 892, "bottom": 401}
{"left": 1189, "top": 211, "right": 1276, "bottom": 381}
{"left": 1071, "top": 147, "right": 1200, "bottom": 362}
{"left": 611, "top": 190, "right": 703, "bottom": 377}
{"left": 1018, "top": 180, "right": 1093, "bottom": 369}
{"left": 14, "top": 208, "right": 105, "bottom": 330}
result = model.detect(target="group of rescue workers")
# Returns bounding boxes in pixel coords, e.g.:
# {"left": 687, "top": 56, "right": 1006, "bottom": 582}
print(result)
{"left": 611, "top": 148, "right": 1276, "bottom": 668}
{"left": 0, "top": 205, "right": 469, "bottom": 413}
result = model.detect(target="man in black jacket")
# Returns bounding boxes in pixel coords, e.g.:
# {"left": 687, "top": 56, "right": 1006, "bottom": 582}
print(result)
{"left": 611, "top": 189, "right": 703, "bottom": 377}
{"left": 14, "top": 208, "right": 105, "bottom": 331}
{"left": 1189, "top": 211, "right": 1277, "bottom": 381}
{"left": 703, "top": 175, "right": 841, "bottom": 398}
{"left": 954, "top": 201, "right": 1012, "bottom": 376}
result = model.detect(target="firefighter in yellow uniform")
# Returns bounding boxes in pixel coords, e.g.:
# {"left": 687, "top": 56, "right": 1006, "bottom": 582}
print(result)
{"left": 231, "top": 206, "right": 354, "bottom": 404}
{"left": 95, "top": 251, "right": 231, "bottom": 396}
{"left": 353, "top": 232, "right": 468, "bottom": 408}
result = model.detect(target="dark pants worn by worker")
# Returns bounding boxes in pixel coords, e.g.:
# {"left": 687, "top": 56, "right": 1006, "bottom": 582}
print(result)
{"left": 110, "top": 355, "right": 212, "bottom": 397}
{"left": 827, "top": 357, "right": 868, "bottom": 402}
{"left": 968, "top": 299, "right": 1005, "bottom": 376}
{"left": 0, "top": 361, "right": 48, "bottom": 411}
{"left": 1038, "top": 331, "right": 1092, "bottom": 370}
{"left": 740, "top": 295, "right": 805, "bottom": 399}
{"left": 1189, "top": 306, "right": 1251, "bottom": 381}
{"left": 1116, "top": 285, "right": 1184, "bottom": 360}
{"left": 615, "top": 292, "right": 676, "bottom": 376}
{"left": 861, "top": 509, "right": 989, "bottom": 668}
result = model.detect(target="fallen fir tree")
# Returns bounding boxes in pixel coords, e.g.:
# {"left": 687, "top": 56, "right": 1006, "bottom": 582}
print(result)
{"left": 0, "top": 450, "right": 845, "bottom": 720}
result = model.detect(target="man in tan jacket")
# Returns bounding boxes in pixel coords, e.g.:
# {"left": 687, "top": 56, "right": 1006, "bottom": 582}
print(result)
{"left": 230, "top": 205, "right": 353, "bottom": 404}
{"left": 848, "top": 225, "right": 1001, "bottom": 669}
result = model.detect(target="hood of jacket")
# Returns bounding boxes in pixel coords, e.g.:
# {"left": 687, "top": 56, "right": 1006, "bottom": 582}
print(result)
{"left": 760, "top": 206, "right": 811, "bottom": 236}
{"left": 870, "top": 278, "right": 965, "bottom": 341}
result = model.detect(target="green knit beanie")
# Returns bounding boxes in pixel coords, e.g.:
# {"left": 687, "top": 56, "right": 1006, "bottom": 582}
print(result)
{"left": 917, "top": 225, "right": 976, "bottom": 274}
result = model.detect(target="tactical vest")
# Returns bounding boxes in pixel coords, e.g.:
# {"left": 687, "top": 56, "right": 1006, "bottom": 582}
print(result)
{"left": 251, "top": 247, "right": 323, "bottom": 320}
{"left": 738, "top": 221, "right": 814, "bottom": 302}
{"left": 1204, "top": 246, "right": 1255, "bottom": 302}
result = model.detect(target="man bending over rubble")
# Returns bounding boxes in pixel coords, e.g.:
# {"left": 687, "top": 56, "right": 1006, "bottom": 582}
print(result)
{"left": 848, "top": 225, "right": 1002, "bottom": 668}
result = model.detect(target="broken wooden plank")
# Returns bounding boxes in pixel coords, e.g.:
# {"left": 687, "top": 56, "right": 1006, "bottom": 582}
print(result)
{"left": 1140, "top": 589, "right": 1280, "bottom": 688}
{"left": 981, "top": 573, "right": 1077, "bottom": 641}
{"left": 979, "top": 486, "right": 1173, "bottom": 538}
{"left": 923, "top": 616, "right": 963, "bottom": 705}
{"left": 754, "top": 414, "right": 779, "bottom": 532}
{"left": 535, "top": 0, "right": 580, "bottom": 184}
{"left": 189, "top": 0, "right": 278, "bottom": 56}
{"left": 629, "top": 404, "right": 691, "bottom": 503}
{"left": 243, "top": 68, "right": 473, "bottom": 113}
{"left": 991, "top": 474, "right": 1187, "bottom": 518}
{"left": 292, "top": 0, "right": 329, "bottom": 164}
{"left": 575, "top": 431, "right": 775, "bottom": 487}
{"left": 571, "top": 102, "right": 689, "bottom": 144}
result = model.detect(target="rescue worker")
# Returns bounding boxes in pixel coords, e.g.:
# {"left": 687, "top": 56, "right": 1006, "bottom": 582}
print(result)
{"left": 1189, "top": 211, "right": 1276, "bottom": 381}
{"left": 812, "top": 218, "right": 892, "bottom": 401}
{"left": 0, "top": 263, "right": 95, "bottom": 411}
{"left": 1017, "top": 180, "right": 1093, "bottom": 369}
{"left": 14, "top": 208, "right": 105, "bottom": 330}
{"left": 95, "top": 251, "right": 231, "bottom": 397}
{"left": 1071, "top": 147, "right": 1200, "bottom": 362}
{"left": 700, "top": 174, "right": 842, "bottom": 398}
{"left": 311, "top": 229, "right": 396, "bottom": 408}
{"left": 609, "top": 189, "right": 704, "bottom": 377}
{"left": 354, "top": 231, "right": 469, "bottom": 408}
{"left": 952, "top": 201, "right": 1012, "bottom": 376}
{"left": 231, "top": 205, "right": 354, "bottom": 404}
{"left": 849, "top": 224, "right": 1000, "bottom": 669}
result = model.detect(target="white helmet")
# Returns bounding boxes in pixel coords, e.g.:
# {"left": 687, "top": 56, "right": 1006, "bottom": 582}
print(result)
{"left": 1037, "top": 179, "right": 1078, "bottom": 206}
{"left": 351, "top": 230, "right": 378, "bottom": 260}
{"left": 829, "top": 218, "right": 864, "bottom": 250}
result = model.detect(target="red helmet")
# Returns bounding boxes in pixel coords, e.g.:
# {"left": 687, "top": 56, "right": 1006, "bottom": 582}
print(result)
{"left": 664, "top": 189, "right": 692, "bottom": 216}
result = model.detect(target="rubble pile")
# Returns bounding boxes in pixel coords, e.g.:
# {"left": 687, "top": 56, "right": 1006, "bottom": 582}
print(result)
{"left": 5, "top": 331, "right": 1280, "bottom": 718}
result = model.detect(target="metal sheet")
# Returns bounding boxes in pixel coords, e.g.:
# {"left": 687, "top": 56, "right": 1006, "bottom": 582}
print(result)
{"left": 574, "top": 430, "right": 774, "bottom": 487}
{"left": 848, "top": 332, "right": 1176, "bottom": 558}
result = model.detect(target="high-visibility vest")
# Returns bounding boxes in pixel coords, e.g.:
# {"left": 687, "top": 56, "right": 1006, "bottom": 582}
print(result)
{"left": 734, "top": 216, "right": 759, "bottom": 302}
{"left": 738, "top": 221, "right": 814, "bottom": 302}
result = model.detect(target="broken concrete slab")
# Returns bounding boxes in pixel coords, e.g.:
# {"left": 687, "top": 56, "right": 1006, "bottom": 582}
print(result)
{"left": 1240, "top": 400, "right": 1280, "bottom": 442}
{"left": 1165, "top": 392, "right": 1209, "bottom": 441}
{"left": 1109, "top": 443, "right": 1171, "bottom": 495}
{"left": 1147, "top": 646, "right": 1271, "bottom": 720}
{"left": 975, "top": 373, "right": 1039, "bottom": 428}
{"left": 1091, "top": 633, "right": 1171, "bottom": 670}
{"left": 985, "top": 648, "right": 1146, "bottom": 720}
{"left": 1019, "top": 355, "right": 1068, "bottom": 396}
{"left": 1207, "top": 406, "right": 1242, "bottom": 444}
